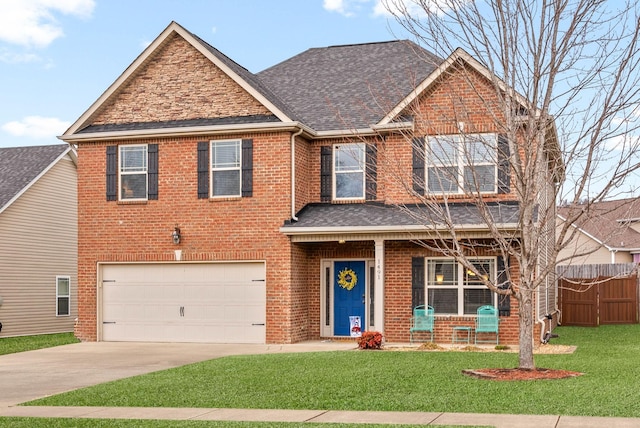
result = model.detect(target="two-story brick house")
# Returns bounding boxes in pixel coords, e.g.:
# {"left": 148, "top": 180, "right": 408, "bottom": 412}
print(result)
{"left": 61, "top": 21, "right": 558, "bottom": 344}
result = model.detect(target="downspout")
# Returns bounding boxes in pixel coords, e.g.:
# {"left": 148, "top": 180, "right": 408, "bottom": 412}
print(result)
{"left": 290, "top": 127, "right": 304, "bottom": 221}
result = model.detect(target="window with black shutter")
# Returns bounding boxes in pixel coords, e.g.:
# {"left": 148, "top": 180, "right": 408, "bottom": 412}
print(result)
{"left": 198, "top": 139, "right": 253, "bottom": 199}
{"left": 106, "top": 144, "right": 156, "bottom": 201}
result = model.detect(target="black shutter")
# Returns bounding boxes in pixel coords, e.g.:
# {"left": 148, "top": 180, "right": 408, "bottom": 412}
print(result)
{"left": 320, "top": 146, "right": 332, "bottom": 202}
{"left": 497, "top": 255, "right": 511, "bottom": 316}
{"left": 412, "top": 137, "right": 425, "bottom": 194}
{"left": 197, "top": 141, "right": 209, "bottom": 199}
{"left": 241, "top": 139, "right": 253, "bottom": 197}
{"left": 497, "top": 134, "right": 510, "bottom": 194}
{"left": 412, "top": 257, "right": 425, "bottom": 309}
{"left": 147, "top": 144, "right": 158, "bottom": 200}
{"left": 106, "top": 145, "right": 117, "bottom": 201}
{"left": 365, "top": 143, "right": 377, "bottom": 200}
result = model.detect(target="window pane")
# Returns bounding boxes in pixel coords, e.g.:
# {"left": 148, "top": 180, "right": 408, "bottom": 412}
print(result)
{"left": 57, "top": 297, "right": 69, "bottom": 316}
{"left": 464, "top": 288, "right": 493, "bottom": 314}
{"left": 428, "top": 166, "right": 458, "bottom": 192}
{"left": 429, "top": 138, "right": 457, "bottom": 166}
{"left": 464, "top": 165, "right": 495, "bottom": 192}
{"left": 212, "top": 170, "right": 240, "bottom": 196}
{"left": 465, "top": 136, "right": 496, "bottom": 164}
{"left": 335, "top": 144, "right": 364, "bottom": 172}
{"left": 212, "top": 141, "right": 240, "bottom": 168}
{"left": 120, "top": 146, "right": 147, "bottom": 172}
{"left": 428, "top": 288, "right": 457, "bottom": 314}
{"left": 335, "top": 171, "right": 364, "bottom": 198}
{"left": 121, "top": 174, "right": 147, "bottom": 199}
{"left": 464, "top": 260, "right": 494, "bottom": 285}
{"left": 57, "top": 278, "right": 69, "bottom": 295}
{"left": 427, "top": 259, "right": 457, "bottom": 285}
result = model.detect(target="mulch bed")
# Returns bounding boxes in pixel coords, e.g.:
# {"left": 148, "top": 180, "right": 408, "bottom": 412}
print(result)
{"left": 462, "top": 368, "right": 583, "bottom": 381}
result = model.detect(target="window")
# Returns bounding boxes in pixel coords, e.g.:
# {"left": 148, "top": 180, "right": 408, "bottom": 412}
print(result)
{"left": 426, "top": 258, "right": 495, "bottom": 315}
{"left": 119, "top": 145, "right": 148, "bottom": 200}
{"left": 211, "top": 140, "right": 241, "bottom": 197}
{"left": 56, "top": 276, "right": 70, "bottom": 316}
{"left": 334, "top": 143, "right": 365, "bottom": 199}
{"left": 427, "top": 134, "right": 497, "bottom": 194}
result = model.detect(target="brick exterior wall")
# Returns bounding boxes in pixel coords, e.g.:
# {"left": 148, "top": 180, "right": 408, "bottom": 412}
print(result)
{"left": 75, "top": 132, "right": 297, "bottom": 343}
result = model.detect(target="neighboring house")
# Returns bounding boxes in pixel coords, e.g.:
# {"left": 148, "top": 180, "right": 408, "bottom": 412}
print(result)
{"left": 557, "top": 198, "right": 640, "bottom": 266}
{"left": 0, "top": 144, "right": 78, "bottom": 337}
{"left": 60, "top": 22, "right": 558, "bottom": 344}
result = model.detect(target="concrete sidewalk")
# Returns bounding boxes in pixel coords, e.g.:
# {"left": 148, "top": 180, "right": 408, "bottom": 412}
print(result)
{"left": 1, "top": 405, "right": 640, "bottom": 427}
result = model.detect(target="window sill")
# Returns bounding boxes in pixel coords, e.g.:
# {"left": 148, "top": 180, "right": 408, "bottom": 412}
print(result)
{"left": 209, "top": 196, "right": 242, "bottom": 202}
{"left": 117, "top": 200, "right": 148, "bottom": 205}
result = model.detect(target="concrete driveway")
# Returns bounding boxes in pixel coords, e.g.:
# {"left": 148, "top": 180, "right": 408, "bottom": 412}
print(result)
{"left": 0, "top": 341, "right": 355, "bottom": 407}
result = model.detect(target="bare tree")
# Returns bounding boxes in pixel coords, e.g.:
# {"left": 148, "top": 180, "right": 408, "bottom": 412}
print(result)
{"left": 379, "top": 0, "right": 640, "bottom": 369}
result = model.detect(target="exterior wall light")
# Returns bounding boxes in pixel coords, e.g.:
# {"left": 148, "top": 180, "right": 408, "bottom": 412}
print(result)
{"left": 172, "top": 226, "right": 181, "bottom": 244}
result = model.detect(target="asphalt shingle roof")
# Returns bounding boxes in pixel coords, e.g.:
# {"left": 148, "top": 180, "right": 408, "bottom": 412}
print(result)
{"left": 0, "top": 144, "right": 69, "bottom": 210}
{"left": 558, "top": 198, "right": 640, "bottom": 249}
{"left": 258, "top": 40, "right": 442, "bottom": 131}
{"left": 282, "top": 202, "right": 521, "bottom": 230}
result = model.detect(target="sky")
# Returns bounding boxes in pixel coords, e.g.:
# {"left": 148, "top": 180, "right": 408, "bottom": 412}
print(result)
{"left": 0, "top": 0, "right": 409, "bottom": 148}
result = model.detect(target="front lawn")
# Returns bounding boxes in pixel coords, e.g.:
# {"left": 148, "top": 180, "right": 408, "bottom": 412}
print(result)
{"left": 0, "top": 333, "right": 78, "bottom": 355}
{"left": 24, "top": 325, "right": 640, "bottom": 417}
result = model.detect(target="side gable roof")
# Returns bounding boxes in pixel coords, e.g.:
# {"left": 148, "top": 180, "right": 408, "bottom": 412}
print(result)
{"left": 0, "top": 144, "right": 74, "bottom": 214}
{"left": 62, "top": 21, "right": 293, "bottom": 138}
{"left": 258, "top": 40, "right": 442, "bottom": 132}
{"left": 558, "top": 198, "right": 640, "bottom": 251}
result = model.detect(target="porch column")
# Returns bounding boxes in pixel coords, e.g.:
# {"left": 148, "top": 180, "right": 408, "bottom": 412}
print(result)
{"left": 374, "top": 238, "right": 385, "bottom": 332}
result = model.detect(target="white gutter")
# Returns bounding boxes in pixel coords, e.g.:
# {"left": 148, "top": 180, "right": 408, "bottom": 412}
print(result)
{"left": 290, "top": 127, "right": 304, "bottom": 221}
{"left": 280, "top": 223, "right": 521, "bottom": 235}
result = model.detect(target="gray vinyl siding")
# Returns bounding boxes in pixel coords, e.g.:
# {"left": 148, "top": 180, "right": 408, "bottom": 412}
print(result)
{"left": 0, "top": 154, "right": 77, "bottom": 337}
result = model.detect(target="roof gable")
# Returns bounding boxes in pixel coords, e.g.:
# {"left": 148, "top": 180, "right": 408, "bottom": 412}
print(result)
{"left": 0, "top": 144, "right": 73, "bottom": 214}
{"left": 63, "top": 21, "right": 292, "bottom": 137}
{"left": 559, "top": 198, "right": 640, "bottom": 250}
{"left": 379, "top": 47, "right": 532, "bottom": 126}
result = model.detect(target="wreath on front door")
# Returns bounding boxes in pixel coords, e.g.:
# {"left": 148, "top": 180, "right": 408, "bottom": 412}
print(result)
{"left": 338, "top": 267, "right": 358, "bottom": 291}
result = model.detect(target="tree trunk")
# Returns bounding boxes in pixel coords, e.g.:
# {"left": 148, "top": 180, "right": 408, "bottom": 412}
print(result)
{"left": 518, "top": 290, "right": 535, "bottom": 369}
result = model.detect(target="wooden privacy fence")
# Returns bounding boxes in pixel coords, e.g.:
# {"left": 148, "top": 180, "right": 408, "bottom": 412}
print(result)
{"left": 559, "top": 271, "right": 639, "bottom": 327}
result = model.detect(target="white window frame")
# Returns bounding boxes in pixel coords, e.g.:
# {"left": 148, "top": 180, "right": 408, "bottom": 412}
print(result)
{"left": 210, "top": 140, "right": 242, "bottom": 198}
{"left": 425, "top": 257, "right": 496, "bottom": 315}
{"left": 426, "top": 133, "right": 498, "bottom": 194}
{"left": 56, "top": 276, "right": 71, "bottom": 317}
{"left": 119, "top": 144, "right": 148, "bottom": 201}
{"left": 333, "top": 143, "right": 365, "bottom": 200}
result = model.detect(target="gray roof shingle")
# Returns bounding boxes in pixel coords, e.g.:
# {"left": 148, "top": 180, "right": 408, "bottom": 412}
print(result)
{"left": 258, "top": 40, "right": 442, "bottom": 131}
{"left": 282, "top": 202, "right": 521, "bottom": 230}
{"left": 0, "top": 144, "right": 69, "bottom": 210}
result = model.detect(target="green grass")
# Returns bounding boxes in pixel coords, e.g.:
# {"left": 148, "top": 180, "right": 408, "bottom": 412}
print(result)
{"left": 23, "top": 325, "right": 640, "bottom": 417}
{"left": 0, "top": 333, "right": 79, "bottom": 355}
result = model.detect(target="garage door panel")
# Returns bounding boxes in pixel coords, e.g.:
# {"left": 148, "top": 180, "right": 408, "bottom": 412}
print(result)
{"left": 102, "top": 262, "right": 266, "bottom": 343}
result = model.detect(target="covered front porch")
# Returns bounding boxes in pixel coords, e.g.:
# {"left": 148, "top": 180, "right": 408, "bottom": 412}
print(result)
{"left": 281, "top": 202, "right": 523, "bottom": 344}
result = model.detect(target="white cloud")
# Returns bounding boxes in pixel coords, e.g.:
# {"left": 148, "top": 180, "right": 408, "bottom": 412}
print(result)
{"left": 323, "top": 0, "right": 372, "bottom": 17}
{"left": 0, "top": 47, "right": 41, "bottom": 63}
{"left": 2, "top": 116, "right": 70, "bottom": 139}
{"left": 0, "top": 0, "right": 95, "bottom": 48}
{"left": 373, "top": 0, "right": 449, "bottom": 18}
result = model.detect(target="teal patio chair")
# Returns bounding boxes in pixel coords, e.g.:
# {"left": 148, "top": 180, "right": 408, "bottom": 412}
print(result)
{"left": 410, "top": 305, "right": 435, "bottom": 343}
{"left": 475, "top": 305, "right": 499, "bottom": 344}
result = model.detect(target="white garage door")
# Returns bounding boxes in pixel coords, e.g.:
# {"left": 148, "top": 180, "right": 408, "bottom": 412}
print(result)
{"left": 101, "top": 262, "right": 266, "bottom": 343}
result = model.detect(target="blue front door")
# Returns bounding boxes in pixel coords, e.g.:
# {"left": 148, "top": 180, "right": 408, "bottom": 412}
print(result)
{"left": 333, "top": 261, "right": 365, "bottom": 336}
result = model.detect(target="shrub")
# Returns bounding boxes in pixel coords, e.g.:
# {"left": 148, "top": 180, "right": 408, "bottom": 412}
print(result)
{"left": 357, "top": 331, "right": 384, "bottom": 349}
